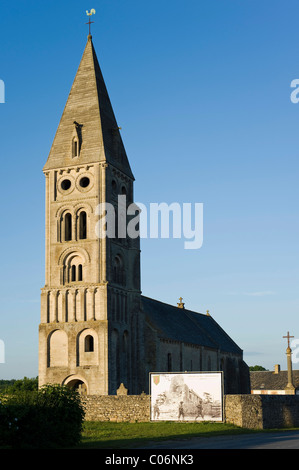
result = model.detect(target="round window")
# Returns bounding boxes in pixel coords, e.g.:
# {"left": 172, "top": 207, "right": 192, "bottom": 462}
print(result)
{"left": 79, "top": 177, "right": 90, "bottom": 188}
{"left": 61, "top": 179, "right": 72, "bottom": 191}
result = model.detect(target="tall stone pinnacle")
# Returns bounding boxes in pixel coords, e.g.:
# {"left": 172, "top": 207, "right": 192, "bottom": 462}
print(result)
{"left": 44, "top": 35, "right": 134, "bottom": 180}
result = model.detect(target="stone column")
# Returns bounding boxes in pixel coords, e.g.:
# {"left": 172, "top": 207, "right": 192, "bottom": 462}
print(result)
{"left": 61, "top": 290, "right": 67, "bottom": 322}
{"left": 44, "top": 172, "right": 50, "bottom": 285}
{"left": 285, "top": 346, "right": 295, "bottom": 395}
{"left": 100, "top": 163, "right": 108, "bottom": 283}
{"left": 88, "top": 287, "right": 95, "bottom": 320}
{"left": 40, "top": 290, "right": 49, "bottom": 323}
{"left": 68, "top": 289, "right": 76, "bottom": 322}
{"left": 80, "top": 288, "right": 86, "bottom": 321}
{"left": 50, "top": 290, "right": 58, "bottom": 323}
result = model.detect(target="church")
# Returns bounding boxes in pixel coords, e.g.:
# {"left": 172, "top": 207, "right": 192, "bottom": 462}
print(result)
{"left": 38, "top": 33, "right": 250, "bottom": 396}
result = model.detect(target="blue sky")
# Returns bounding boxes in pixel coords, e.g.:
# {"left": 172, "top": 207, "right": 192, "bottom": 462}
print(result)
{"left": 0, "top": 0, "right": 299, "bottom": 379}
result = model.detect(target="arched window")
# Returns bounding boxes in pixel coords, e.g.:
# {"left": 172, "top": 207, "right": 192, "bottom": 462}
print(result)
{"left": 77, "top": 329, "right": 98, "bottom": 366}
{"left": 72, "top": 137, "right": 79, "bottom": 157}
{"left": 48, "top": 330, "right": 68, "bottom": 367}
{"left": 79, "top": 211, "right": 87, "bottom": 239}
{"left": 85, "top": 335, "right": 94, "bottom": 352}
{"left": 66, "top": 256, "right": 84, "bottom": 283}
{"left": 113, "top": 255, "right": 125, "bottom": 286}
{"left": 65, "top": 213, "right": 72, "bottom": 241}
{"left": 78, "top": 264, "right": 83, "bottom": 282}
{"left": 113, "top": 256, "right": 120, "bottom": 282}
{"left": 111, "top": 179, "right": 117, "bottom": 193}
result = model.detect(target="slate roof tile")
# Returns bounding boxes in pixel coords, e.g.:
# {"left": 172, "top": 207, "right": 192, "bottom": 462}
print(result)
{"left": 250, "top": 370, "right": 299, "bottom": 390}
{"left": 141, "top": 296, "right": 243, "bottom": 355}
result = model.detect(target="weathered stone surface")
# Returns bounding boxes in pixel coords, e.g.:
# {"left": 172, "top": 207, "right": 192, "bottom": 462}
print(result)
{"left": 82, "top": 394, "right": 299, "bottom": 428}
{"left": 117, "top": 383, "right": 128, "bottom": 396}
{"left": 82, "top": 395, "right": 150, "bottom": 422}
{"left": 225, "top": 395, "right": 299, "bottom": 429}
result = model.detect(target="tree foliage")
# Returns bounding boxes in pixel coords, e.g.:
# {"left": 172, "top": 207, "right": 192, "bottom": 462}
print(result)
{"left": 249, "top": 365, "right": 268, "bottom": 371}
{"left": 0, "top": 384, "right": 85, "bottom": 448}
{"left": 0, "top": 377, "right": 38, "bottom": 393}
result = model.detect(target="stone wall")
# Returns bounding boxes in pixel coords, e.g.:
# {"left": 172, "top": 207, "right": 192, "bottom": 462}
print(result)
{"left": 225, "top": 395, "right": 299, "bottom": 429}
{"left": 82, "top": 394, "right": 151, "bottom": 422}
{"left": 82, "top": 394, "right": 299, "bottom": 428}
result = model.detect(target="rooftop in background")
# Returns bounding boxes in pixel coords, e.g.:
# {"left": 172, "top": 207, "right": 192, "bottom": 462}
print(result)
{"left": 250, "top": 365, "right": 299, "bottom": 393}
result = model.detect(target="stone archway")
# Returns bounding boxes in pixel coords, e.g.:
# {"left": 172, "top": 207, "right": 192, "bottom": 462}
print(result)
{"left": 63, "top": 376, "right": 88, "bottom": 395}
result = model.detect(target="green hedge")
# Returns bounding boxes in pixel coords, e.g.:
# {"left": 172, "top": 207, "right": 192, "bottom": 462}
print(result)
{"left": 0, "top": 384, "right": 85, "bottom": 448}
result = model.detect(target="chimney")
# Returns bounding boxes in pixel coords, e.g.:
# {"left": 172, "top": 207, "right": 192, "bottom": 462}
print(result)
{"left": 274, "top": 364, "right": 280, "bottom": 374}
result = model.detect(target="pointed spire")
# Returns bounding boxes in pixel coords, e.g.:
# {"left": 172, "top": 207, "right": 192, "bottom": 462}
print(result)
{"left": 44, "top": 36, "right": 134, "bottom": 179}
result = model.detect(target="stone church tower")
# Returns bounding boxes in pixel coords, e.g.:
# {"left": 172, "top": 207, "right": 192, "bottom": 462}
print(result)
{"left": 39, "top": 34, "right": 143, "bottom": 395}
{"left": 39, "top": 34, "right": 250, "bottom": 396}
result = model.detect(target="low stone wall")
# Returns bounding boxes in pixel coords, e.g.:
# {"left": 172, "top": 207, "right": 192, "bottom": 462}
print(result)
{"left": 82, "top": 394, "right": 151, "bottom": 422}
{"left": 81, "top": 394, "right": 299, "bottom": 428}
{"left": 225, "top": 395, "right": 299, "bottom": 429}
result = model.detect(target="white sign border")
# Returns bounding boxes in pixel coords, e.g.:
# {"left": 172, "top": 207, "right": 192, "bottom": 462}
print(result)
{"left": 149, "top": 371, "right": 224, "bottom": 422}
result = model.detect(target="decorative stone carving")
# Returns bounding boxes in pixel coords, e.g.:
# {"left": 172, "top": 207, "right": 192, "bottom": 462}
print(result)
{"left": 116, "top": 383, "right": 128, "bottom": 396}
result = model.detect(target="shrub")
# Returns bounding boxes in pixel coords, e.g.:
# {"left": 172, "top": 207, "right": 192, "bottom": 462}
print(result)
{"left": 0, "top": 384, "right": 85, "bottom": 448}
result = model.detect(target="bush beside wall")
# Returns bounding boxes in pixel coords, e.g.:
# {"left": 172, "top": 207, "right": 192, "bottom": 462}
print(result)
{"left": 0, "top": 385, "right": 85, "bottom": 448}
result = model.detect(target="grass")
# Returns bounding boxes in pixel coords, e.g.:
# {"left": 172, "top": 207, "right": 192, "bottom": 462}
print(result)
{"left": 76, "top": 421, "right": 258, "bottom": 449}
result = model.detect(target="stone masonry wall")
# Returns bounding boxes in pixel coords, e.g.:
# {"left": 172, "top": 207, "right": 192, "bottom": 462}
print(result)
{"left": 225, "top": 395, "right": 299, "bottom": 429}
{"left": 82, "top": 394, "right": 299, "bottom": 428}
{"left": 82, "top": 395, "right": 151, "bottom": 422}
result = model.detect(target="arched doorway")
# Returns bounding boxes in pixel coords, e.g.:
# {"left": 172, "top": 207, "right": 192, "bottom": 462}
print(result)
{"left": 63, "top": 376, "right": 88, "bottom": 395}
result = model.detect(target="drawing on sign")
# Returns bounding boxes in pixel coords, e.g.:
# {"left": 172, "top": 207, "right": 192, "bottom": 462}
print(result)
{"left": 150, "top": 372, "right": 223, "bottom": 422}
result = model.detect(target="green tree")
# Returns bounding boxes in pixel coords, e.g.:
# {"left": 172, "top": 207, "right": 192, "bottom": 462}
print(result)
{"left": 0, "top": 380, "right": 16, "bottom": 392}
{"left": 249, "top": 365, "right": 268, "bottom": 371}
{"left": 9, "top": 377, "right": 38, "bottom": 393}
{"left": 0, "top": 377, "right": 38, "bottom": 394}
{"left": 0, "top": 384, "right": 85, "bottom": 448}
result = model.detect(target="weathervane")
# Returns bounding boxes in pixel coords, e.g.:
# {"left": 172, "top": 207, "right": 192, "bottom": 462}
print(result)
{"left": 86, "top": 9, "right": 96, "bottom": 36}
